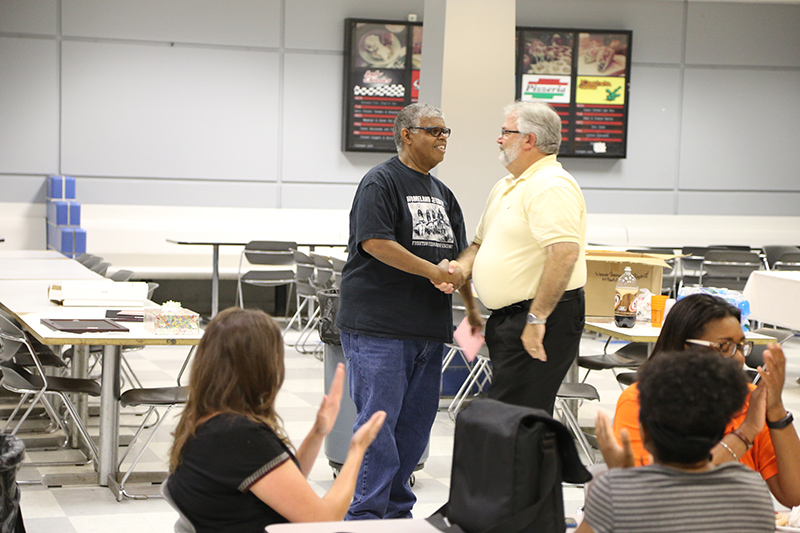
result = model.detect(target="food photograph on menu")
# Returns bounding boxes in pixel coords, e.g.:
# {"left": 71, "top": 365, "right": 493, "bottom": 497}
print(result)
{"left": 516, "top": 27, "right": 632, "bottom": 158}
{"left": 342, "top": 19, "right": 421, "bottom": 152}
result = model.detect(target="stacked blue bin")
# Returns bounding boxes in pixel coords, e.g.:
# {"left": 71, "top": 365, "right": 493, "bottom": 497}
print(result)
{"left": 45, "top": 176, "right": 86, "bottom": 258}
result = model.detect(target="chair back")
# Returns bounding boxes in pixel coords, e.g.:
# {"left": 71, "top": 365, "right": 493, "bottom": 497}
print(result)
{"left": 310, "top": 254, "right": 335, "bottom": 290}
{"left": 109, "top": 269, "right": 135, "bottom": 281}
{"left": 700, "top": 250, "right": 762, "bottom": 290}
{"left": 0, "top": 316, "right": 25, "bottom": 364}
{"left": 773, "top": 252, "right": 800, "bottom": 271}
{"left": 161, "top": 478, "right": 197, "bottom": 533}
{"left": 91, "top": 262, "right": 111, "bottom": 276}
{"left": 81, "top": 255, "right": 104, "bottom": 269}
{"left": 330, "top": 257, "right": 346, "bottom": 289}
{"left": 242, "top": 241, "right": 297, "bottom": 266}
{"left": 763, "top": 245, "right": 800, "bottom": 269}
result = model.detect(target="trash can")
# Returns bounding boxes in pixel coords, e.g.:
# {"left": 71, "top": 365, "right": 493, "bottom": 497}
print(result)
{"left": 0, "top": 434, "right": 25, "bottom": 533}
{"left": 318, "top": 290, "right": 428, "bottom": 483}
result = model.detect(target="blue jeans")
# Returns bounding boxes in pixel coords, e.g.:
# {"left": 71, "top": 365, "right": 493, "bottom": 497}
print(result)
{"left": 341, "top": 332, "right": 444, "bottom": 520}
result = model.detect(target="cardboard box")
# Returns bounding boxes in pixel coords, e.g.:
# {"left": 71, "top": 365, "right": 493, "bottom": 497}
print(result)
{"left": 585, "top": 251, "right": 678, "bottom": 317}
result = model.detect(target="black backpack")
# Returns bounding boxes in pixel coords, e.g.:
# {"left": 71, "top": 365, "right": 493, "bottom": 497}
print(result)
{"left": 428, "top": 399, "right": 591, "bottom": 533}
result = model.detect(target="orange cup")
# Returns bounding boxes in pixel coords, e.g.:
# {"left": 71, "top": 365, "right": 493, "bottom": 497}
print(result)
{"left": 650, "top": 295, "right": 668, "bottom": 327}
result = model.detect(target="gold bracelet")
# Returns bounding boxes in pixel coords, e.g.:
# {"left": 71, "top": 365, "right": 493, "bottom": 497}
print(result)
{"left": 731, "top": 429, "right": 753, "bottom": 451}
{"left": 719, "top": 440, "right": 739, "bottom": 461}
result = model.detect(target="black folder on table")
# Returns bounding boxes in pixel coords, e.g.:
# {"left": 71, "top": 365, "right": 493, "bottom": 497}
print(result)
{"left": 40, "top": 318, "right": 130, "bottom": 334}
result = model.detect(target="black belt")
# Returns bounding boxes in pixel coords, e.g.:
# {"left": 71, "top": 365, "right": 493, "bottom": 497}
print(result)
{"left": 489, "top": 287, "right": 584, "bottom": 316}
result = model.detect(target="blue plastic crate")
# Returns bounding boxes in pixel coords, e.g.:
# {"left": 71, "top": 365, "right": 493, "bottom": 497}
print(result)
{"left": 46, "top": 175, "right": 76, "bottom": 200}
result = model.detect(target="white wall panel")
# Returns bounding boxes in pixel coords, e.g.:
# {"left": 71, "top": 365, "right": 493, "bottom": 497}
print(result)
{"left": 516, "top": 0, "right": 685, "bottom": 64}
{"left": 62, "top": 0, "right": 281, "bottom": 47}
{"left": 583, "top": 189, "right": 675, "bottom": 217}
{"left": 678, "top": 191, "right": 800, "bottom": 216}
{"left": 281, "top": 52, "right": 386, "bottom": 184}
{"left": 0, "top": 0, "right": 57, "bottom": 34}
{"left": 686, "top": 3, "right": 800, "bottom": 67}
{"left": 0, "top": 38, "right": 59, "bottom": 174}
{"left": 679, "top": 68, "right": 800, "bottom": 191}
{"left": 74, "top": 177, "right": 280, "bottom": 207}
{"left": 0, "top": 175, "right": 46, "bottom": 202}
{"left": 284, "top": 0, "right": 425, "bottom": 51}
{"left": 61, "top": 41, "right": 280, "bottom": 180}
{"left": 281, "top": 183, "right": 358, "bottom": 210}
{"left": 566, "top": 65, "right": 682, "bottom": 190}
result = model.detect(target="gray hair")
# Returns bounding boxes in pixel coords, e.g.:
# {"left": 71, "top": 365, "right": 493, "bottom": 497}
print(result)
{"left": 393, "top": 103, "right": 445, "bottom": 152}
{"left": 504, "top": 101, "right": 561, "bottom": 155}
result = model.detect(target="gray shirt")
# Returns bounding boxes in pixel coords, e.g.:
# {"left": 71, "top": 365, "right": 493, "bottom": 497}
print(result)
{"left": 583, "top": 462, "right": 774, "bottom": 533}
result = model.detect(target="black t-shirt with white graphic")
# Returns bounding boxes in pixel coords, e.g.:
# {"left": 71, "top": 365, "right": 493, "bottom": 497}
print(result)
{"left": 338, "top": 156, "right": 468, "bottom": 342}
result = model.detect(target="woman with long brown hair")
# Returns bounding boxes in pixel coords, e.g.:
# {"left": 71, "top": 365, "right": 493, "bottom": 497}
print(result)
{"left": 167, "top": 308, "right": 385, "bottom": 532}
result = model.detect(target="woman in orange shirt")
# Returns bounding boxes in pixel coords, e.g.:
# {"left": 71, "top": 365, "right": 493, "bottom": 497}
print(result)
{"left": 611, "top": 293, "right": 800, "bottom": 507}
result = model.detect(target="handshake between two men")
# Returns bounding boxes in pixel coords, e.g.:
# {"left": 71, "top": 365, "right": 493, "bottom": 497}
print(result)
{"left": 431, "top": 259, "right": 466, "bottom": 295}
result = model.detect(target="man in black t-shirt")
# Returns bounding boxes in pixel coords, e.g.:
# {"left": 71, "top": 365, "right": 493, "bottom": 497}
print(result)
{"left": 337, "top": 103, "right": 467, "bottom": 520}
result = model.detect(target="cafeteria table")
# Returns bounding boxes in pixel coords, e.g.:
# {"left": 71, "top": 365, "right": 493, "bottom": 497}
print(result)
{"left": 0, "top": 250, "right": 66, "bottom": 259}
{"left": 744, "top": 270, "right": 800, "bottom": 331}
{"left": 167, "top": 236, "right": 345, "bottom": 317}
{"left": 5, "top": 294, "right": 201, "bottom": 492}
{"left": 0, "top": 257, "right": 105, "bottom": 280}
{"left": 585, "top": 318, "right": 777, "bottom": 355}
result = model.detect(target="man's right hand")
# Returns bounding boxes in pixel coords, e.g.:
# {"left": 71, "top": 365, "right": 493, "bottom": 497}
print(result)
{"left": 431, "top": 260, "right": 464, "bottom": 293}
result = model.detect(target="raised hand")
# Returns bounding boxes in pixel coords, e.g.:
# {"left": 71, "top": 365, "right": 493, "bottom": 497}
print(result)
{"left": 350, "top": 410, "right": 386, "bottom": 453}
{"left": 314, "top": 363, "right": 344, "bottom": 436}
{"left": 759, "top": 343, "right": 787, "bottom": 419}
{"left": 596, "top": 411, "right": 635, "bottom": 469}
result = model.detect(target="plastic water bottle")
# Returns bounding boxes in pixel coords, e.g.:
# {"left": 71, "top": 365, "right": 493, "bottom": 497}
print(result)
{"left": 614, "top": 267, "right": 638, "bottom": 328}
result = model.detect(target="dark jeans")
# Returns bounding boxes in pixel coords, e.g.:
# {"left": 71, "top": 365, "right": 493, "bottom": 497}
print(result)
{"left": 485, "top": 288, "right": 585, "bottom": 414}
{"left": 340, "top": 332, "right": 444, "bottom": 520}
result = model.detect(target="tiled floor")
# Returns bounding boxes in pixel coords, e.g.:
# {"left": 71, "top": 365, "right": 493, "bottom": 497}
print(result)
{"left": 11, "top": 328, "right": 800, "bottom": 532}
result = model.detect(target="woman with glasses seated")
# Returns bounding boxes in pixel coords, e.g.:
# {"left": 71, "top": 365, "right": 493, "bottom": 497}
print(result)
{"left": 611, "top": 293, "right": 800, "bottom": 507}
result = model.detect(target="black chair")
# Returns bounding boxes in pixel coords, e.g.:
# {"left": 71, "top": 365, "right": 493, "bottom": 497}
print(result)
{"left": 763, "top": 245, "right": 800, "bottom": 269}
{"left": 91, "top": 261, "right": 111, "bottom": 276}
{"left": 236, "top": 241, "right": 297, "bottom": 309}
{"left": 113, "top": 346, "right": 195, "bottom": 500}
{"left": 108, "top": 269, "right": 135, "bottom": 281}
{"left": 284, "top": 251, "right": 317, "bottom": 333}
{"left": 0, "top": 315, "right": 100, "bottom": 466}
{"left": 700, "top": 250, "right": 762, "bottom": 291}
{"left": 555, "top": 382, "right": 601, "bottom": 464}
{"left": 294, "top": 254, "right": 336, "bottom": 356}
{"left": 578, "top": 341, "right": 648, "bottom": 389}
{"left": 773, "top": 252, "right": 800, "bottom": 271}
{"left": 679, "top": 246, "right": 710, "bottom": 289}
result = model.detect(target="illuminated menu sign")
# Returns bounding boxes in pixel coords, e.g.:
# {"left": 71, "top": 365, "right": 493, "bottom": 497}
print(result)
{"left": 342, "top": 19, "right": 422, "bottom": 152}
{"left": 517, "top": 28, "right": 632, "bottom": 158}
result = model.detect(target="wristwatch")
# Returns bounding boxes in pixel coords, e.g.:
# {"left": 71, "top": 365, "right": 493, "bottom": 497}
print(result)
{"left": 527, "top": 313, "right": 546, "bottom": 326}
{"left": 767, "top": 411, "right": 794, "bottom": 430}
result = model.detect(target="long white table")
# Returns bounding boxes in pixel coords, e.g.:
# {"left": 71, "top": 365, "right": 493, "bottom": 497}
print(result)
{"left": 0, "top": 267, "right": 202, "bottom": 493}
{"left": 0, "top": 250, "right": 66, "bottom": 260}
{"left": 585, "top": 318, "right": 777, "bottom": 354}
{"left": 744, "top": 270, "right": 800, "bottom": 331}
{"left": 0, "top": 258, "right": 103, "bottom": 280}
{"left": 168, "top": 236, "right": 346, "bottom": 317}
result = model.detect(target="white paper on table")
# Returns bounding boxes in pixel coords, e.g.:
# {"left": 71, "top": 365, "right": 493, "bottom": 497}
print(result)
{"left": 453, "top": 317, "right": 485, "bottom": 362}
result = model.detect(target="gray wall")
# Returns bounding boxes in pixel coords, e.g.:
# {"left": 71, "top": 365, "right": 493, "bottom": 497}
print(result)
{"left": 1, "top": 0, "right": 799, "bottom": 219}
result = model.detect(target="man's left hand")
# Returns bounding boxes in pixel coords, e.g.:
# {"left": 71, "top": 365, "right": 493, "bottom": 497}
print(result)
{"left": 521, "top": 323, "right": 546, "bottom": 361}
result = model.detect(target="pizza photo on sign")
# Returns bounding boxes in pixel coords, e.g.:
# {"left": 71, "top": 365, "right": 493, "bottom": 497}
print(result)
{"left": 577, "top": 33, "right": 628, "bottom": 77}
{"left": 522, "top": 31, "right": 574, "bottom": 76}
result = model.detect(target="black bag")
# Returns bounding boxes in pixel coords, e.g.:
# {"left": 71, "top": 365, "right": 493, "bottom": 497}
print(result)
{"left": 428, "top": 399, "right": 591, "bottom": 533}
{"left": 317, "top": 289, "right": 341, "bottom": 346}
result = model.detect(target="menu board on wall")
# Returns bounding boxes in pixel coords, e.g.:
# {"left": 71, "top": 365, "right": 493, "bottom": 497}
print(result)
{"left": 517, "top": 28, "right": 632, "bottom": 158}
{"left": 342, "top": 19, "right": 422, "bottom": 152}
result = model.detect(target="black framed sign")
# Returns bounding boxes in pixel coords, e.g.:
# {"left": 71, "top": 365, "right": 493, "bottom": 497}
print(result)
{"left": 342, "top": 18, "right": 422, "bottom": 152}
{"left": 516, "top": 28, "right": 632, "bottom": 158}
